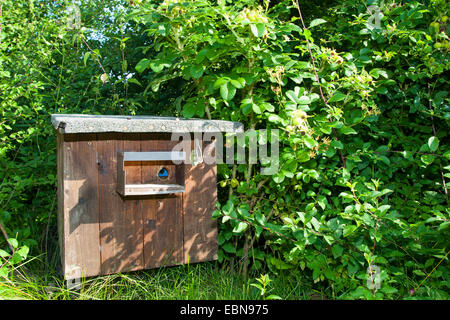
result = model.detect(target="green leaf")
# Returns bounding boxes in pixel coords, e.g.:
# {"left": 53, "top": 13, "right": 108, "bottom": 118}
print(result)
{"left": 304, "top": 136, "right": 317, "bottom": 148}
{"left": 270, "top": 257, "right": 294, "bottom": 270}
{"left": 212, "top": 209, "right": 221, "bottom": 219}
{"left": 0, "top": 249, "right": 10, "bottom": 258}
{"left": 443, "top": 151, "right": 450, "bottom": 160}
{"left": 268, "top": 114, "right": 282, "bottom": 123}
{"left": 222, "top": 243, "right": 236, "bottom": 253}
{"left": 413, "top": 269, "right": 425, "bottom": 276}
{"left": 377, "top": 205, "right": 391, "bottom": 215}
{"left": 330, "top": 140, "right": 343, "bottom": 149}
{"left": 190, "top": 65, "right": 205, "bottom": 79}
{"left": 182, "top": 103, "right": 196, "bottom": 118}
{"left": 250, "top": 23, "right": 266, "bottom": 37}
{"left": 0, "top": 267, "right": 8, "bottom": 278}
{"left": 369, "top": 68, "right": 388, "bottom": 79}
{"left": 339, "top": 126, "right": 357, "bottom": 135}
{"left": 135, "top": 58, "right": 150, "bottom": 73}
{"left": 252, "top": 103, "right": 262, "bottom": 114}
{"left": 127, "top": 78, "right": 142, "bottom": 86}
{"left": 222, "top": 200, "right": 234, "bottom": 215}
{"left": 233, "top": 221, "right": 248, "bottom": 233}
{"left": 260, "top": 102, "right": 274, "bottom": 112}
{"left": 83, "top": 52, "right": 90, "bottom": 66}
{"left": 428, "top": 136, "right": 439, "bottom": 152}
{"left": 317, "top": 195, "right": 328, "bottom": 210}
{"left": 421, "top": 154, "right": 435, "bottom": 166}
{"left": 331, "top": 245, "right": 344, "bottom": 258}
{"left": 303, "top": 29, "right": 312, "bottom": 41}
{"left": 220, "top": 83, "right": 236, "bottom": 101}
{"left": 309, "top": 18, "right": 327, "bottom": 28}
{"left": 15, "top": 246, "right": 29, "bottom": 259}
{"left": 214, "top": 77, "right": 228, "bottom": 89}
{"left": 343, "top": 225, "right": 357, "bottom": 237}
{"left": 150, "top": 60, "right": 168, "bottom": 73}
{"left": 379, "top": 155, "right": 390, "bottom": 165}
{"left": 230, "top": 78, "right": 245, "bottom": 89}
{"left": 8, "top": 238, "right": 18, "bottom": 249}
{"left": 298, "top": 96, "right": 311, "bottom": 105}
{"left": 286, "top": 90, "right": 298, "bottom": 103}
{"left": 296, "top": 150, "right": 310, "bottom": 162}
{"left": 328, "top": 91, "right": 346, "bottom": 103}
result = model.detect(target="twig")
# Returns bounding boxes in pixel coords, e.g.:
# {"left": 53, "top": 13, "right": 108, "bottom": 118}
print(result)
{"left": 294, "top": 0, "right": 327, "bottom": 105}
{"left": 81, "top": 37, "right": 108, "bottom": 75}
{"left": 0, "top": 221, "right": 14, "bottom": 253}
{"left": 413, "top": 250, "right": 449, "bottom": 294}
{"left": 294, "top": 0, "right": 346, "bottom": 168}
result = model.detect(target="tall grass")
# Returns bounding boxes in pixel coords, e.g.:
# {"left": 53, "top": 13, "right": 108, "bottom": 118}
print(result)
{"left": 0, "top": 256, "right": 312, "bottom": 300}
{"left": 0, "top": 220, "right": 314, "bottom": 300}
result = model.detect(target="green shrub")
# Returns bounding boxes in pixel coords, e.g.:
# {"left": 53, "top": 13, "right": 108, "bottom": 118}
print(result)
{"left": 0, "top": 0, "right": 448, "bottom": 300}
{"left": 130, "top": 0, "right": 449, "bottom": 299}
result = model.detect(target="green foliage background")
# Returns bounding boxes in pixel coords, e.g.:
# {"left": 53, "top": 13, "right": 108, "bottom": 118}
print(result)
{"left": 0, "top": 0, "right": 449, "bottom": 299}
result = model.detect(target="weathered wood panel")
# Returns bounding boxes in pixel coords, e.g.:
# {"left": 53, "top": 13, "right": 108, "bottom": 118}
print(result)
{"left": 62, "top": 133, "right": 101, "bottom": 279}
{"left": 59, "top": 131, "right": 218, "bottom": 278}
{"left": 97, "top": 133, "right": 124, "bottom": 275}
{"left": 141, "top": 135, "right": 184, "bottom": 268}
{"left": 119, "top": 134, "right": 144, "bottom": 272}
{"left": 183, "top": 140, "right": 218, "bottom": 264}
{"left": 56, "top": 132, "right": 65, "bottom": 273}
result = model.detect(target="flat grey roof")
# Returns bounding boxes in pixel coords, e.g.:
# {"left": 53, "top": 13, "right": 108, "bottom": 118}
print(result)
{"left": 51, "top": 114, "right": 244, "bottom": 134}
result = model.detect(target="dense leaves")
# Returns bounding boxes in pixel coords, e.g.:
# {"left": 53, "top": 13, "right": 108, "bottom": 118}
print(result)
{"left": 130, "top": 0, "right": 449, "bottom": 299}
{"left": 0, "top": 0, "right": 449, "bottom": 299}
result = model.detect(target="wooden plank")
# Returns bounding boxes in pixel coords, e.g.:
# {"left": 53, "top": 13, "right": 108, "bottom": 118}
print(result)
{"left": 62, "top": 133, "right": 101, "bottom": 279}
{"left": 142, "top": 194, "right": 183, "bottom": 268}
{"left": 97, "top": 133, "right": 124, "bottom": 275}
{"left": 183, "top": 140, "right": 218, "bottom": 264}
{"left": 56, "top": 132, "right": 65, "bottom": 274}
{"left": 120, "top": 134, "right": 144, "bottom": 272}
{"left": 98, "top": 133, "right": 145, "bottom": 274}
{"left": 141, "top": 135, "right": 184, "bottom": 268}
{"left": 116, "top": 152, "right": 125, "bottom": 195}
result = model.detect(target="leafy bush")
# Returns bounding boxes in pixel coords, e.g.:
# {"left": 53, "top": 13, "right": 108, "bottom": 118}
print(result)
{"left": 130, "top": 0, "right": 449, "bottom": 299}
{"left": 0, "top": 0, "right": 448, "bottom": 299}
{"left": 0, "top": 0, "right": 149, "bottom": 276}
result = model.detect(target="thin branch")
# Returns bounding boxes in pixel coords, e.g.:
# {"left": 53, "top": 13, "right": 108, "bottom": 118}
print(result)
{"left": 294, "top": 0, "right": 346, "bottom": 168}
{"left": 81, "top": 37, "right": 107, "bottom": 75}
{"left": 413, "top": 250, "right": 449, "bottom": 294}
{"left": 0, "top": 221, "right": 14, "bottom": 253}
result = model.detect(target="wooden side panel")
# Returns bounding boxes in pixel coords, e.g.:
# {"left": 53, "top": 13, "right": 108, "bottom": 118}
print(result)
{"left": 62, "top": 134, "right": 101, "bottom": 279}
{"left": 97, "top": 133, "right": 123, "bottom": 275}
{"left": 56, "top": 132, "right": 65, "bottom": 273}
{"left": 116, "top": 152, "right": 125, "bottom": 195}
{"left": 59, "top": 131, "right": 217, "bottom": 278}
{"left": 142, "top": 194, "right": 183, "bottom": 268}
{"left": 121, "top": 134, "right": 144, "bottom": 272}
{"left": 141, "top": 135, "right": 184, "bottom": 268}
{"left": 97, "top": 133, "right": 144, "bottom": 274}
{"left": 183, "top": 140, "right": 218, "bottom": 264}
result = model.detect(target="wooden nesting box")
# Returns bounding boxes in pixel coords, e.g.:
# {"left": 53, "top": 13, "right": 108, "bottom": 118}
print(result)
{"left": 52, "top": 114, "right": 243, "bottom": 280}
